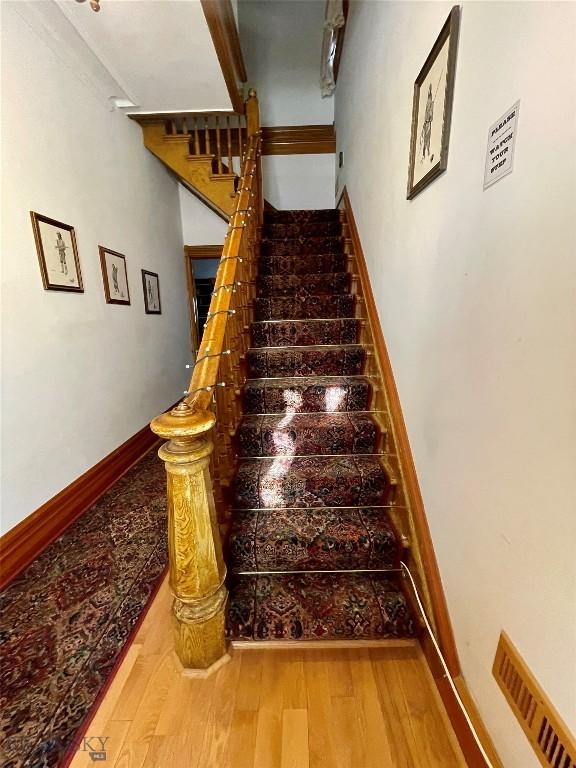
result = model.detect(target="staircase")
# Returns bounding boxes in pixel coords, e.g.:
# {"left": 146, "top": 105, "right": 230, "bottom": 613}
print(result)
{"left": 131, "top": 109, "right": 251, "bottom": 219}
{"left": 225, "top": 209, "right": 417, "bottom": 642}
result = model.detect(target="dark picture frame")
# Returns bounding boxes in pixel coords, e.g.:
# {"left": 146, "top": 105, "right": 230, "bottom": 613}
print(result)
{"left": 99, "top": 246, "right": 131, "bottom": 305}
{"left": 30, "top": 211, "right": 83, "bottom": 292}
{"left": 407, "top": 6, "right": 460, "bottom": 200}
{"left": 141, "top": 269, "right": 161, "bottom": 314}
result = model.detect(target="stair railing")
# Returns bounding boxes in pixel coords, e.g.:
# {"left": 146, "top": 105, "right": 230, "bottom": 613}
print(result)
{"left": 164, "top": 111, "right": 248, "bottom": 176}
{"left": 151, "top": 91, "right": 261, "bottom": 671}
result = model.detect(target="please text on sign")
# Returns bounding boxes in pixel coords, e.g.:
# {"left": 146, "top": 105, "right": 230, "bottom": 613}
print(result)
{"left": 484, "top": 100, "right": 520, "bottom": 189}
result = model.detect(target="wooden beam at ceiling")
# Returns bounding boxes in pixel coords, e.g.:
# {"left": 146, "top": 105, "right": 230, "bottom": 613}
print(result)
{"left": 185, "top": 245, "right": 223, "bottom": 259}
{"left": 201, "top": 0, "right": 247, "bottom": 114}
{"left": 261, "top": 124, "right": 336, "bottom": 155}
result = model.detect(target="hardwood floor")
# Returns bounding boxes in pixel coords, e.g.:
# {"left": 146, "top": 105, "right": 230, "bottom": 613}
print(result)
{"left": 69, "top": 578, "right": 466, "bottom": 768}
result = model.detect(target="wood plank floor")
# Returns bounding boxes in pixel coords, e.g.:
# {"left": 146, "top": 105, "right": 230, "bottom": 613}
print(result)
{"left": 69, "top": 578, "right": 466, "bottom": 768}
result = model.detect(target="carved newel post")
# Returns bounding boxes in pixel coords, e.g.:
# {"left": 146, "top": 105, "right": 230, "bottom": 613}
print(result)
{"left": 151, "top": 402, "right": 228, "bottom": 672}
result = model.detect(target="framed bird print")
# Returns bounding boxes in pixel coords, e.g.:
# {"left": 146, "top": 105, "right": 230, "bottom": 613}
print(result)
{"left": 407, "top": 6, "right": 460, "bottom": 199}
{"left": 141, "top": 269, "right": 161, "bottom": 314}
{"left": 99, "top": 246, "right": 130, "bottom": 305}
{"left": 30, "top": 212, "right": 83, "bottom": 292}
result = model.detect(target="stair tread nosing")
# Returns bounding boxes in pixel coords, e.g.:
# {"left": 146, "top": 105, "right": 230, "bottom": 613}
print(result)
{"left": 258, "top": 252, "right": 348, "bottom": 276}
{"left": 264, "top": 209, "right": 340, "bottom": 224}
{"left": 243, "top": 376, "right": 372, "bottom": 414}
{"left": 233, "top": 455, "right": 392, "bottom": 510}
{"left": 262, "top": 220, "right": 342, "bottom": 238}
{"left": 261, "top": 236, "right": 344, "bottom": 258}
{"left": 251, "top": 318, "right": 360, "bottom": 348}
{"left": 254, "top": 294, "right": 355, "bottom": 321}
{"left": 237, "top": 412, "right": 378, "bottom": 457}
{"left": 226, "top": 572, "right": 416, "bottom": 641}
{"left": 247, "top": 346, "right": 365, "bottom": 378}
{"left": 228, "top": 507, "right": 400, "bottom": 573}
{"left": 256, "top": 272, "right": 351, "bottom": 297}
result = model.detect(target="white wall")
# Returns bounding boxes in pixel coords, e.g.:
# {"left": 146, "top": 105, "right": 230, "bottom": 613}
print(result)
{"left": 335, "top": 2, "right": 576, "bottom": 765}
{"left": 263, "top": 155, "right": 335, "bottom": 210}
{"left": 239, "top": 0, "right": 333, "bottom": 126}
{"left": 239, "top": 0, "right": 335, "bottom": 209}
{"left": 1, "top": 2, "right": 190, "bottom": 533}
{"left": 178, "top": 185, "right": 227, "bottom": 245}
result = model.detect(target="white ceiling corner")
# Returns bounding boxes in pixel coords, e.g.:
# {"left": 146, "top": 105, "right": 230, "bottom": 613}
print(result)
{"left": 55, "top": 0, "right": 233, "bottom": 112}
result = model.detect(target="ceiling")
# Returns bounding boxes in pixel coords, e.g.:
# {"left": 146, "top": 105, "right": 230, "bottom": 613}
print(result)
{"left": 56, "top": 0, "right": 233, "bottom": 113}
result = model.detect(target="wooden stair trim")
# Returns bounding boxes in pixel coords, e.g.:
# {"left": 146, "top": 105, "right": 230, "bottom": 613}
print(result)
{"left": 340, "top": 186, "right": 503, "bottom": 767}
{"left": 232, "top": 638, "right": 418, "bottom": 650}
{"left": 185, "top": 245, "right": 223, "bottom": 259}
{"left": 0, "top": 423, "right": 162, "bottom": 590}
{"left": 127, "top": 111, "right": 237, "bottom": 125}
{"left": 139, "top": 122, "right": 236, "bottom": 218}
{"left": 341, "top": 186, "right": 458, "bottom": 670}
{"left": 201, "top": 0, "right": 247, "bottom": 113}
{"left": 261, "top": 124, "right": 336, "bottom": 155}
{"left": 209, "top": 173, "right": 237, "bottom": 182}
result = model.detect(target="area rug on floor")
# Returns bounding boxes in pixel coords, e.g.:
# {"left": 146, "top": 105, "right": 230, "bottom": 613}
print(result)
{"left": 0, "top": 450, "right": 167, "bottom": 768}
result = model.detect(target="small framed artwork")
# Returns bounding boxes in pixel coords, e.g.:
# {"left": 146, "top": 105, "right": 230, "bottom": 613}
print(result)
{"left": 99, "top": 246, "right": 130, "bottom": 305}
{"left": 141, "top": 270, "right": 161, "bottom": 314}
{"left": 407, "top": 6, "right": 460, "bottom": 200}
{"left": 30, "top": 211, "right": 83, "bottom": 292}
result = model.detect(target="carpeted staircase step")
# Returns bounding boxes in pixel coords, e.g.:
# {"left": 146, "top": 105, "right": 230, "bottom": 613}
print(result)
{"left": 243, "top": 376, "right": 372, "bottom": 414}
{"left": 258, "top": 251, "right": 347, "bottom": 276}
{"left": 226, "top": 572, "right": 416, "bottom": 641}
{"left": 261, "top": 236, "right": 343, "bottom": 258}
{"left": 228, "top": 508, "right": 400, "bottom": 573}
{"left": 237, "top": 413, "right": 379, "bottom": 457}
{"left": 233, "top": 455, "right": 392, "bottom": 509}
{"left": 251, "top": 318, "right": 360, "bottom": 348}
{"left": 227, "top": 206, "right": 414, "bottom": 647}
{"left": 262, "top": 220, "right": 342, "bottom": 239}
{"left": 247, "top": 346, "right": 365, "bottom": 378}
{"left": 256, "top": 272, "right": 351, "bottom": 298}
{"left": 265, "top": 208, "right": 340, "bottom": 224}
{"left": 254, "top": 294, "right": 355, "bottom": 321}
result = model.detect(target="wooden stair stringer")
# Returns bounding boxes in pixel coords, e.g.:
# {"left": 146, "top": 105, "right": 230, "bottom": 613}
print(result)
{"left": 140, "top": 121, "right": 237, "bottom": 218}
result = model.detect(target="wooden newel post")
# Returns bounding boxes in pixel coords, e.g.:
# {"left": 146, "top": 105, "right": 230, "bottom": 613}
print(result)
{"left": 151, "top": 401, "right": 228, "bottom": 672}
{"left": 245, "top": 88, "right": 260, "bottom": 137}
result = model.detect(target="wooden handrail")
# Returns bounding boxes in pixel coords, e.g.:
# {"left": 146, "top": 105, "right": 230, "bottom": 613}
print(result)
{"left": 150, "top": 91, "right": 261, "bottom": 672}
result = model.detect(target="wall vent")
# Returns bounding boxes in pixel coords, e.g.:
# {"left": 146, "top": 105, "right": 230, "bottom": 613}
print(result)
{"left": 493, "top": 632, "right": 576, "bottom": 768}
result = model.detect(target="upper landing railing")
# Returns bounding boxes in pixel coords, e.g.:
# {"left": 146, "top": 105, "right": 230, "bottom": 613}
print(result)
{"left": 164, "top": 111, "right": 248, "bottom": 177}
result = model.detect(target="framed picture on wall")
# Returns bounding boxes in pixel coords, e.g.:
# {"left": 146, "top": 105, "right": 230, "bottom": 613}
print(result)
{"left": 30, "top": 211, "right": 83, "bottom": 292}
{"left": 99, "top": 246, "right": 130, "bottom": 305}
{"left": 406, "top": 6, "right": 460, "bottom": 199}
{"left": 141, "top": 269, "right": 161, "bottom": 314}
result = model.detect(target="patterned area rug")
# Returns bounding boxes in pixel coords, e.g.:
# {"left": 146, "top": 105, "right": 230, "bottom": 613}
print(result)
{"left": 0, "top": 451, "right": 167, "bottom": 768}
{"left": 227, "top": 208, "right": 416, "bottom": 642}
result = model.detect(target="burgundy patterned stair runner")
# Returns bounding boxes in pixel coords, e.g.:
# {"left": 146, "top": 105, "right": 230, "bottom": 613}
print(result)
{"left": 226, "top": 208, "right": 416, "bottom": 642}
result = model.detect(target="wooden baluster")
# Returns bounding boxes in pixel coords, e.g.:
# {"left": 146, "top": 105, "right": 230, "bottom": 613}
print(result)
{"left": 226, "top": 116, "right": 233, "bottom": 175}
{"left": 237, "top": 118, "right": 243, "bottom": 167}
{"left": 204, "top": 117, "right": 211, "bottom": 156}
{"left": 215, "top": 116, "right": 223, "bottom": 174}
{"left": 246, "top": 89, "right": 260, "bottom": 138}
{"left": 193, "top": 117, "right": 200, "bottom": 155}
{"left": 183, "top": 117, "right": 189, "bottom": 135}
{"left": 150, "top": 404, "right": 228, "bottom": 671}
